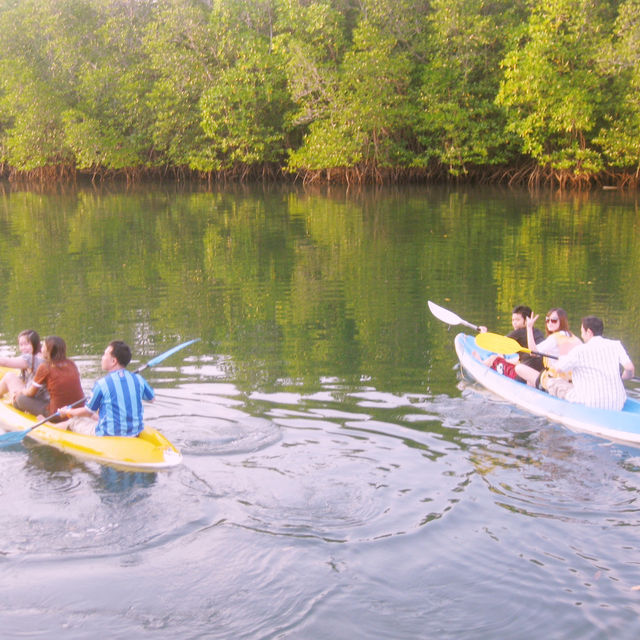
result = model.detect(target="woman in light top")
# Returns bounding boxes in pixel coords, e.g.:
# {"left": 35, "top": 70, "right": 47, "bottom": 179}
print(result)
{"left": 0, "top": 330, "right": 48, "bottom": 405}
{"left": 515, "top": 308, "right": 582, "bottom": 388}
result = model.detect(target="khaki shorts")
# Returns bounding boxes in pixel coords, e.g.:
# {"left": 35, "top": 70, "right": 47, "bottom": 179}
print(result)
{"left": 67, "top": 416, "right": 97, "bottom": 436}
{"left": 545, "top": 376, "right": 573, "bottom": 399}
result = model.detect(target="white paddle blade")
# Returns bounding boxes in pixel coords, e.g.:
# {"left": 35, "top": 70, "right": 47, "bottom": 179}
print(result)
{"left": 428, "top": 301, "right": 479, "bottom": 331}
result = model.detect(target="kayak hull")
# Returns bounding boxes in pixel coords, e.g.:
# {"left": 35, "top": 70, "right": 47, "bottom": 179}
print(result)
{"left": 0, "top": 396, "right": 182, "bottom": 471}
{"left": 454, "top": 332, "right": 640, "bottom": 446}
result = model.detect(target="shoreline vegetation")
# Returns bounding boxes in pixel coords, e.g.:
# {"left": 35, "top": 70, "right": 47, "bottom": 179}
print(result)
{"left": 2, "top": 0, "right": 640, "bottom": 189}
{"left": 6, "top": 163, "right": 639, "bottom": 190}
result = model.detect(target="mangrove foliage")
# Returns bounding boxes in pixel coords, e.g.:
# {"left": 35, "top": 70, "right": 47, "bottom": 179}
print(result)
{"left": 1, "top": 0, "right": 640, "bottom": 187}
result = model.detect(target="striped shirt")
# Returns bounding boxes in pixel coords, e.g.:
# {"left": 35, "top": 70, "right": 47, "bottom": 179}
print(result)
{"left": 88, "top": 369, "right": 154, "bottom": 437}
{"left": 554, "top": 336, "right": 632, "bottom": 411}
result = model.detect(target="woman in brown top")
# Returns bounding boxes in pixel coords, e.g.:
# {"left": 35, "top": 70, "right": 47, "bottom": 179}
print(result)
{"left": 15, "top": 336, "right": 84, "bottom": 422}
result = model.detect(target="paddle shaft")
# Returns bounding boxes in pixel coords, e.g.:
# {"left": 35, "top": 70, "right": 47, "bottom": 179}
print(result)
{"left": 517, "top": 346, "right": 558, "bottom": 360}
{"left": 457, "top": 318, "right": 482, "bottom": 331}
{"left": 135, "top": 338, "right": 200, "bottom": 372}
{"left": 428, "top": 301, "right": 482, "bottom": 331}
{"left": 0, "top": 396, "right": 87, "bottom": 447}
{"left": 25, "top": 396, "right": 87, "bottom": 431}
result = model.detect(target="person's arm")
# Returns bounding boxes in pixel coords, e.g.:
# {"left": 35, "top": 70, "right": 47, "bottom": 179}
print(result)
{"left": 21, "top": 361, "right": 48, "bottom": 398}
{"left": 617, "top": 342, "right": 635, "bottom": 381}
{"left": 0, "top": 355, "right": 29, "bottom": 369}
{"left": 533, "top": 327, "right": 545, "bottom": 343}
{"left": 22, "top": 381, "right": 42, "bottom": 397}
{"left": 553, "top": 355, "right": 570, "bottom": 373}
{"left": 525, "top": 313, "right": 540, "bottom": 350}
{"left": 62, "top": 405, "right": 96, "bottom": 419}
{"left": 62, "top": 385, "right": 100, "bottom": 419}
{"left": 138, "top": 374, "right": 155, "bottom": 402}
{"left": 553, "top": 347, "right": 579, "bottom": 374}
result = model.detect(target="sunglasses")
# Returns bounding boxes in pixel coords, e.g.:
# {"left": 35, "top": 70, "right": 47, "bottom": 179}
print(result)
{"left": 546, "top": 317, "right": 559, "bottom": 323}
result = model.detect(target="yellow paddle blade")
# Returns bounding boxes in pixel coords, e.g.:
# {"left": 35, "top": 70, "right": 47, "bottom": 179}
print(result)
{"left": 475, "top": 332, "right": 530, "bottom": 355}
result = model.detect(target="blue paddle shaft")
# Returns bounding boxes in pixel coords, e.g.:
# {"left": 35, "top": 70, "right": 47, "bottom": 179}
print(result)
{"left": 136, "top": 338, "right": 200, "bottom": 372}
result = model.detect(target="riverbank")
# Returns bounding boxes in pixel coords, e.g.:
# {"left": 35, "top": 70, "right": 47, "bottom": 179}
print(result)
{"left": 3, "top": 162, "right": 639, "bottom": 190}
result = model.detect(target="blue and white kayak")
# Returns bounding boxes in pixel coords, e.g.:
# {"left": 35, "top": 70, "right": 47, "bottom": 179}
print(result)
{"left": 454, "top": 332, "right": 640, "bottom": 446}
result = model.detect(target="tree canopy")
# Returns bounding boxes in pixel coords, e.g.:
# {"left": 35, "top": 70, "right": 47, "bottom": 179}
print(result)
{"left": 0, "top": 0, "right": 639, "bottom": 186}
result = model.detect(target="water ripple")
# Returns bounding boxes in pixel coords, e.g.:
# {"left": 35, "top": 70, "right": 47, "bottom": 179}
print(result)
{"left": 4, "top": 372, "right": 640, "bottom": 638}
{"left": 206, "top": 413, "right": 477, "bottom": 544}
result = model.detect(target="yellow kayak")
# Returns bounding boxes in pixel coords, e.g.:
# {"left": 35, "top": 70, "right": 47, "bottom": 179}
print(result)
{"left": 0, "top": 376, "right": 182, "bottom": 472}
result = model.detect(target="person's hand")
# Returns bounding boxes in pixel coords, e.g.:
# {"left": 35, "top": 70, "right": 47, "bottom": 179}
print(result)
{"left": 526, "top": 313, "right": 539, "bottom": 328}
{"left": 478, "top": 326, "right": 488, "bottom": 333}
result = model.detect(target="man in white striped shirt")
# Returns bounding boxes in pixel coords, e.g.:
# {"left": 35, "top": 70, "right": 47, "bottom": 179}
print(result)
{"left": 553, "top": 316, "right": 635, "bottom": 411}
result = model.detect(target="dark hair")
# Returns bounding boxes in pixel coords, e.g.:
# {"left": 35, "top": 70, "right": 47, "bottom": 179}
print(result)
{"left": 19, "top": 329, "right": 41, "bottom": 355}
{"left": 546, "top": 308, "right": 572, "bottom": 335}
{"left": 109, "top": 340, "right": 132, "bottom": 367}
{"left": 44, "top": 336, "right": 67, "bottom": 362}
{"left": 512, "top": 305, "right": 533, "bottom": 320}
{"left": 582, "top": 316, "right": 604, "bottom": 336}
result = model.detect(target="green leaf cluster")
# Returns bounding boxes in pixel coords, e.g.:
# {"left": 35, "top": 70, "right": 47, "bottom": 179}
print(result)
{"left": 1, "top": 0, "right": 640, "bottom": 182}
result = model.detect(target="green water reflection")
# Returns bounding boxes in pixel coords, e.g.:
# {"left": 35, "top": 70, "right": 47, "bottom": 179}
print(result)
{"left": 0, "top": 183, "right": 638, "bottom": 394}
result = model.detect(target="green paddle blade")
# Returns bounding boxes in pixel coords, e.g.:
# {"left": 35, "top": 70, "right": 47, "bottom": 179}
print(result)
{"left": 475, "top": 332, "right": 528, "bottom": 355}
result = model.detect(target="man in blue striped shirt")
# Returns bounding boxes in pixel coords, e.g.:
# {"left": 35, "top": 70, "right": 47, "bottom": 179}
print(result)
{"left": 63, "top": 341, "right": 154, "bottom": 436}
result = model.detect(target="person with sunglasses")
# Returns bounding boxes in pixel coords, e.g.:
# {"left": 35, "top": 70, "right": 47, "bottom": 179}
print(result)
{"left": 515, "top": 308, "right": 581, "bottom": 388}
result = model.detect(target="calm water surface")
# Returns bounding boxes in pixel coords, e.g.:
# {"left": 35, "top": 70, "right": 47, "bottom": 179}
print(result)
{"left": 1, "top": 183, "right": 640, "bottom": 638}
